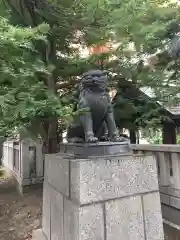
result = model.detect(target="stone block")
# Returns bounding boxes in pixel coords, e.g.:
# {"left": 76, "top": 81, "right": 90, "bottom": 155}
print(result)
{"left": 21, "top": 178, "right": 31, "bottom": 186}
{"left": 161, "top": 186, "right": 180, "bottom": 200}
{"left": 41, "top": 146, "right": 163, "bottom": 240}
{"left": 42, "top": 181, "right": 51, "bottom": 240}
{"left": 79, "top": 204, "right": 104, "bottom": 240}
{"left": 7, "top": 143, "right": 14, "bottom": 171}
{"left": 162, "top": 204, "right": 180, "bottom": 226}
{"left": 46, "top": 154, "right": 69, "bottom": 197}
{"left": 143, "top": 192, "right": 164, "bottom": 240}
{"left": 170, "top": 196, "right": 180, "bottom": 209}
{"left": 32, "top": 229, "right": 46, "bottom": 240}
{"left": 44, "top": 154, "right": 50, "bottom": 180}
{"left": 51, "top": 188, "right": 64, "bottom": 240}
{"left": 160, "top": 193, "right": 170, "bottom": 205}
{"left": 35, "top": 142, "right": 44, "bottom": 178}
{"left": 106, "top": 196, "right": 144, "bottom": 240}
{"left": 64, "top": 196, "right": 79, "bottom": 240}
{"left": 64, "top": 199, "right": 104, "bottom": 240}
{"left": 168, "top": 187, "right": 180, "bottom": 198}
{"left": 71, "top": 155, "right": 158, "bottom": 204}
{"left": 158, "top": 152, "right": 171, "bottom": 186}
{"left": 159, "top": 186, "right": 169, "bottom": 195}
{"left": 20, "top": 141, "right": 31, "bottom": 179}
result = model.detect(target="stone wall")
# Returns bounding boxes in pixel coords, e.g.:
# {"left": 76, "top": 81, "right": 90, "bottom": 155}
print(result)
{"left": 2, "top": 139, "right": 44, "bottom": 193}
{"left": 41, "top": 143, "right": 164, "bottom": 240}
{"left": 131, "top": 144, "right": 180, "bottom": 227}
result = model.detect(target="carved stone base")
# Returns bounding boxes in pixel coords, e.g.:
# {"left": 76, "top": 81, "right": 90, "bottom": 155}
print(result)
{"left": 42, "top": 142, "right": 164, "bottom": 240}
{"left": 60, "top": 141, "right": 130, "bottom": 157}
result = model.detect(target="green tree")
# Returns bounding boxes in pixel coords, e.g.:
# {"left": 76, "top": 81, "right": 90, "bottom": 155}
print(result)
{"left": 1, "top": 0, "right": 111, "bottom": 152}
{"left": 104, "top": 0, "right": 180, "bottom": 133}
{"left": 0, "top": 16, "right": 75, "bottom": 140}
{"left": 1, "top": 0, "right": 180, "bottom": 149}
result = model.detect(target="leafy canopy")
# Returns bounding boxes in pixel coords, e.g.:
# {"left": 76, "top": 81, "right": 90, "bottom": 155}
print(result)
{"left": 104, "top": 0, "right": 180, "bottom": 129}
{"left": 0, "top": 17, "right": 73, "bottom": 137}
{"left": 1, "top": 0, "right": 180, "bottom": 139}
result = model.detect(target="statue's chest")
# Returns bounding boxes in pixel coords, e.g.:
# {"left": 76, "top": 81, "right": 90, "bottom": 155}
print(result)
{"left": 86, "top": 92, "right": 109, "bottom": 113}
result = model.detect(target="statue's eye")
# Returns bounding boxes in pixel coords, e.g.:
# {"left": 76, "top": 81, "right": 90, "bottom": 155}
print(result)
{"left": 82, "top": 76, "right": 91, "bottom": 81}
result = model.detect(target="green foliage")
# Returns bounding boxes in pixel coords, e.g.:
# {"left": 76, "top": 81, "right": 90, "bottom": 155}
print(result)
{"left": 114, "top": 91, "right": 165, "bottom": 130}
{"left": 177, "top": 134, "right": 180, "bottom": 144}
{"left": 1, "top": 0, "right": 180, "bottom": 142}
{"left": 0, "top": 0, "right": 112, "bottom": 141}
{"left": 106, "top": 0, "right": 180, "bottom": 129}
{"left": 142, "top": 129, "right": 163, "bottom": 144}
{"left": 0, "top": 17, "right": 73, "bottom": 137}
{"left": 143, "top": 131, "right": 180, "bottom": 145}
{"left": 0, "top": 167, "right": 5, "bottom": 178}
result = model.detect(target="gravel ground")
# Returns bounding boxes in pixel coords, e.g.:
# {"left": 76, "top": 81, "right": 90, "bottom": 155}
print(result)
{"left": 0, "top": 174, "right": 42, "bottom": 240}
{"left": 164, "top": 223, "right": 180, "bottom": 240}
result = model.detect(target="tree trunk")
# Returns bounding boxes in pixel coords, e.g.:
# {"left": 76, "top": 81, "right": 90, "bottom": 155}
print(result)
{"left": 45, "top": 39, "right": 59, "bottom": 153}
{"left": 162, "top": 122, "right": 176, "bottom": 144}
{"left": 130, "top": 130, "right": 136, "bottom": 144}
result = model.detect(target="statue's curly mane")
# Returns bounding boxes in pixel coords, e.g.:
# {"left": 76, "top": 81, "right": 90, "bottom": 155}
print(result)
{"left": 80, "top": 70, "right": 109, "bottom": 93}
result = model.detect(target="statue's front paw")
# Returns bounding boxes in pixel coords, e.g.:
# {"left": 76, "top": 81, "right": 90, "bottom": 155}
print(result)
{"left": 86, "top": 136, "right": 98, "bottom": 143}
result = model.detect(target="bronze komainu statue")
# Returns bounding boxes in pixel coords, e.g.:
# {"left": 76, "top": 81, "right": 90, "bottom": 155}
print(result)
{"left": 67, "top": 70, "right": 125, "bottom": 143}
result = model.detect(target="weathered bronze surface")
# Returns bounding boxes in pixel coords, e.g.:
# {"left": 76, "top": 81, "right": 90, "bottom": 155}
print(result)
{"left": 67, "top": 70, "right": 125, "bottom": 143}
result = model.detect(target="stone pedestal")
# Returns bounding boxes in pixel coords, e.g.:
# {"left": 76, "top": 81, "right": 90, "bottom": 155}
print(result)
{"left": 41, "top": 142, "right": 164, "bottom": 240}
